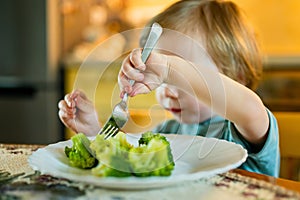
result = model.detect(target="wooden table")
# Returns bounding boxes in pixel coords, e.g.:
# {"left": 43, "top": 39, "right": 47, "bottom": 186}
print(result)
{"left": 232, "top": 168, "right": 300, "bottom": 194}
{"left": 1, "top": 143, "right": 300, "bottom": 199}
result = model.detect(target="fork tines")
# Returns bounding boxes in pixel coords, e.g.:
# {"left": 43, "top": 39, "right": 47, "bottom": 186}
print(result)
{"left": 103, "top": 124, "right": 119, "bottom": 139}
{"left": 99, "top": 116, "right": 120, "bottom": 139}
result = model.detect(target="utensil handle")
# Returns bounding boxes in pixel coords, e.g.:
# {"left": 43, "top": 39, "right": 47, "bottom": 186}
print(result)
{"left": 141, "top": 22, "right": 163, "bottom": 63}
{"left": 123, "top": 22, "right": 163, "bottom": 101}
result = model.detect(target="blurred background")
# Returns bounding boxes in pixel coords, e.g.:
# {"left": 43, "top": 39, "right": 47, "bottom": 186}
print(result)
{"left": 0, "top": 0, "right": 299, "bottom": 180}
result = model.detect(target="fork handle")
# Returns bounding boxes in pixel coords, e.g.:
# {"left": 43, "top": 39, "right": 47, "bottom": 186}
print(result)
{"left": 122, "top": 23, "right": 163, "bottom": 102}
{"left": 141, "top": 22, "right": 163, "bottom": 63}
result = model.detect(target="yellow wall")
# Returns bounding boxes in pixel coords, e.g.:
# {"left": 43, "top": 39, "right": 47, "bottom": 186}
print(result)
{"left": 127, "top": 0, "right": 300, "bottom": 56}
{"left": 231, "top": 0, "right": 300, "bottom": 56}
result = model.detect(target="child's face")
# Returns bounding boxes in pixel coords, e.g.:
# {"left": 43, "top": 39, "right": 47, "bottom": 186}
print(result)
{"left": 152, "top": 31, "right": 217, "bottom": 123}
{"left": 155, "top": 84, "right": 213, "bottom": 123}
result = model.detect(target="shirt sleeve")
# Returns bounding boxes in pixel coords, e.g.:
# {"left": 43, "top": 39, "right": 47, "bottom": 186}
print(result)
{"left": 225, "top": 108, "right": 280, "bottom": 177}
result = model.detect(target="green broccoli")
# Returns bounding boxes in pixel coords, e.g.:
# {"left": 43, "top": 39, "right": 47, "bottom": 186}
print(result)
{"left": 138, "top": 131, "right": 154, "bottom": 145}
{"left": 90, "top": 133, "right": 133, "bottom": 177}
{"left": 64, "top": 133, "right": 97, "bottom": 169}
{"left": 66, "top": 131, "right": 175, "bottom": 177}
{"left": 130, "top": 132, "right": 175, "bottom": 177}
{"left": 90, "top": 131, "right": 175, "bottom": 177}
{"left": 139, "top": 132, "right": 175, "bottom": 167}
{"left": 91, "top": 160, "right": 132, "bottom": 177}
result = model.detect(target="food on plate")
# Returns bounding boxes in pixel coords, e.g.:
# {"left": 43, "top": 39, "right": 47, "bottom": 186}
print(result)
{"left": 64, "top": 133, "right": 98, "bottom": 169}
{"left": 129, "top": 132, "right": 175, "bottom": 177}
{"left": 64, "top": 131, "right": 175, "bottom": 177}
{"left": 90, "top": 132, "right": 134, "bottom": 177}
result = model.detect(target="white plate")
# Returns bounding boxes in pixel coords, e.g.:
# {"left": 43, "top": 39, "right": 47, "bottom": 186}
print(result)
{"left": 28, "top": 134, "right": 247, "bottom": 189}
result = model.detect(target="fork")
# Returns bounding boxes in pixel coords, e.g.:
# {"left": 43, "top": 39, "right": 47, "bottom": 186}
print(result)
{"left": 80, "top": 23, "right": 163, "bottom": 156}
{"left": 100, "top": 22, "right": 163, "bottom": 140}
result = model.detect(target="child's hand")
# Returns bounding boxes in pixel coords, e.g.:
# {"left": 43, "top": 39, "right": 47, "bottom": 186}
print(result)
{"left": 58, "top": 89, "right": 101, "bottom": 136}
{"left": 118, "top": 48, "right": 169, "bottom": 98}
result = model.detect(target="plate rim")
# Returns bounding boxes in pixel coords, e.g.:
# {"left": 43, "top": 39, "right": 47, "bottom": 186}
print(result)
{"left": 28, "top": 134, "right": 248, "bottom": 189}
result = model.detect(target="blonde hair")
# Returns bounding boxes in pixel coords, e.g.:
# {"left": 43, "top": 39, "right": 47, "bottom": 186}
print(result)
{"left": 141, "top": 0, "right": 262, "bottom": 90}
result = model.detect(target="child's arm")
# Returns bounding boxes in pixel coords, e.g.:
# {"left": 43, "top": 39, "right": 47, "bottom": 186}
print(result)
{"left": 58, "top": 89, "right": 101, "bottom": 136}
{"left": 119, "top": 49, "right": 269, "bottom": 146}
{"left": 167, "top": 56, "right": 269, "bottom": 146}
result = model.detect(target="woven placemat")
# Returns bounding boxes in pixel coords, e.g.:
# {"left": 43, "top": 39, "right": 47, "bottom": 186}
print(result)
{"left": 1, "top": 144, "right": 299, "bottom": 200}
{"left": 0, "top": 144, "right": 40, "bottom": 175}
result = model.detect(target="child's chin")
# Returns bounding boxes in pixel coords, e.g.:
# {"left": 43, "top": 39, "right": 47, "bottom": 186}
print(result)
{"left": 176, "top": 116, "right": 198, "bottom": 124}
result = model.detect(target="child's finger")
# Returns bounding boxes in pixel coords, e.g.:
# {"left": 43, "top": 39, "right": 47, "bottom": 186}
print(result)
{"left": 129, "top": 48, "right": 146, "bottom": 71}
{"left": 131, "top": 83, "right": 152, "bottom": 96}
{"left": 77, "top": 90, "right": 89, "bottom": 100}
{"left": 122, "top": 56, "right": 144, "bottom": 82}
{"left": 118, "top": 71, "right": 133, "bottom": 94}
{"left": 58, "top": 110, "right": 77, "bottom": 130}
{"left": 58, "top": 100, "right": 76, "bottom": 117}
{"left": 74, "top": 95, "right": 94, "bottom": 113}
{"left": 64, "top": 93, "right": 75, "bottom": 108}
{"left": 70, "top": 89, "right": 88, "bottom": 100}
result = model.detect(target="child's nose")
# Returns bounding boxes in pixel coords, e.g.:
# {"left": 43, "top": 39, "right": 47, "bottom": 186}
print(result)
{"left": 164, "top": 87, "right": 179, "bottom": 99}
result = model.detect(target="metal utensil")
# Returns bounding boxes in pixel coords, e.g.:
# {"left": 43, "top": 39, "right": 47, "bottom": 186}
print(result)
{"left": 81, "top": 23, "right": 163, "bottom": 156}
{"left": 100, "top": 22, "right": 163, "bottom": 139}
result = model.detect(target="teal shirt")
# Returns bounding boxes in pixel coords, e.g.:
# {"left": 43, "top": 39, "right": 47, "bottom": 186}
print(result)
{"left": 152, "top": 109, "right": 280, "bottom": 177}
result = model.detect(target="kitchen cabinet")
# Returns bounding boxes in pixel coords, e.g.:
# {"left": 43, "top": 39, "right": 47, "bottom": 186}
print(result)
{"left": 0, "top": 0, "right": 63, "bottom": 144}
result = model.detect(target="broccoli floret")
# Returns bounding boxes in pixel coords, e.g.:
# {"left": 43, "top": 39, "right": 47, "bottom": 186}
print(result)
{"left": 130, "top": 132, "right": 175, "bottom": 177}
{"left": 138, "top": 131, "right": 169, "bottom": 145}
{"left": 138, "top": 131, "right": 174, "bottom": 168}
{"left": 90, "top": 132, "right": 133, "bottom": 177}
{"left": 91, "top": 160, "right": 131, "bottom": 177}
{"left": 87, "top": 131, "right": 175, "bottom": 177}
{"left": 64, "top": 133, "right": 97, "bottom": 169}
{"left": 138, "top": 131, "right": 155, "bottom": 145}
